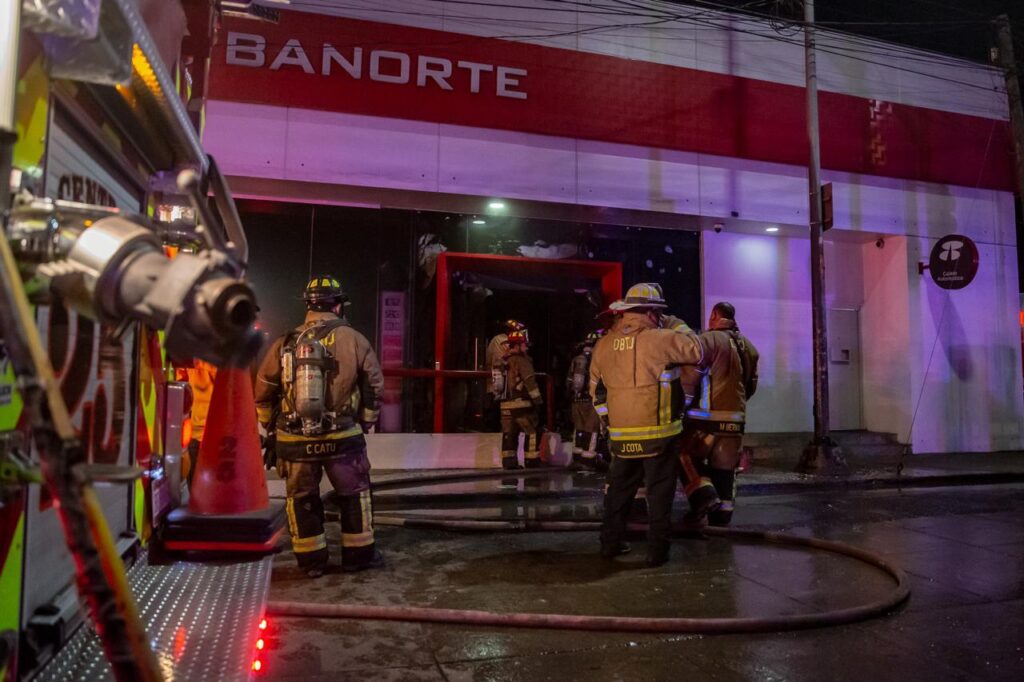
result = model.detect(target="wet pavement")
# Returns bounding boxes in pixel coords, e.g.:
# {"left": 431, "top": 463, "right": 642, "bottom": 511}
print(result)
{"left": 260, "top": 473, "right": 1024, "bottom": 681}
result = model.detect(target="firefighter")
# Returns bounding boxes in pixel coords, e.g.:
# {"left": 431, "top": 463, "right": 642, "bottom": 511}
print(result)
{"left": 596, "top": 291, "right": 695, "bottom": 511}
{"left": 499, "top": 327, "right": 544, "bottom": 470}
{"left": 591, "top": 283, "right": 704, "bottom": 566}
{"left": 255, "top": 275, "right": 384, "bottom": 578}
{"left": 567, "top": 330, "right": 608, "bottom": 471}
{"left": 174, "top": 359, "right": 216, "bottom": 485}
{"left": 678, "top": 301, "right": 759, "bottom": 527}
{"left": 598, "top": 286, "right": 696, "bottom": 508}
{"left": 485, "top": 319, "right": 524, "bottom": 430}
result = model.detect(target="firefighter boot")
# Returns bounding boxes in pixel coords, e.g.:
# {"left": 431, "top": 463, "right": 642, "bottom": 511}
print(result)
{"left": 678, "top": 449, "right": 718, "bottom": 531}
{"left": 577, "top": 442, "right": 608, "bottom": 473}
{"left": 572, "top": 430, "right": 586, "bottom": 468}
{"left": 573, "top": 431, "right": 600, "bottom": 471}
{"left": 501, "top": 429, "right": 522, "bottom": 470}
{"left": 600, "top": 542, "right": 632, "bottom": 558}
{"left": 708, "top": 468, "right": 737, "bottom": 526}
{"left": 523, "top": 434, "right": 543, "bottom": 468}
{"left": 338, "top": 490, "right": 384, "bottom": 572}
{"left": 681, "top": 481, "right": 720, "bottom": 532}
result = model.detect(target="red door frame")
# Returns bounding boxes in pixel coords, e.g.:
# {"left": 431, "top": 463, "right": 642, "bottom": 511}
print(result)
{"left": 433, "top": 252, "right": 623, "bottom": 432}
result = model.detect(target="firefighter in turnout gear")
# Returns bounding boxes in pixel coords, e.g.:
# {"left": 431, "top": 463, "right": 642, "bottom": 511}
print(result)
{"left": 175, "top": 359, "right": 216, "bottom": 485}
{"left": 255, "top": 275, "right": 385, "bottom": 577}
{"left": 568, "top": 330, "right": 608, "bottom": 472}
{"left": 597, "top": 285, "right": 695, "bottom": 512}
{"left": 591, "top": 283, "right": 704, "bottom": 566}
{"left": 678, "top": 302, "right": 759, "bottom": 527}
{"left": 486, "top": 319, "right": 525, "bottom": 393}
{"left": 499, "top": 328, "right": 544, "bottom": 470}
{"left": 485, "top": 319, "right": 525, "bottom": 430}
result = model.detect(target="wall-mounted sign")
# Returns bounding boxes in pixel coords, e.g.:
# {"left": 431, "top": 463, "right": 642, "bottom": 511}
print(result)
{"left": 928, "top": 234, "right": 979, "bottom": 290}
{"left": 226, "top": 32, "right": 529, "bottom": 100}
{"left": 378, "top": 291, "right": 406, "bottom": 433}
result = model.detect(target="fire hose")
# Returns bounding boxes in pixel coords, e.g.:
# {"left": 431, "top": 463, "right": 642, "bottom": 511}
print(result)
{"left": 268, "top": 469, "right": 911, "bottom": 634}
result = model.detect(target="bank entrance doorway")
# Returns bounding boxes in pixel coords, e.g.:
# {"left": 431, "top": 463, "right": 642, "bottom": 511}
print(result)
{"left": 433, "top": 253, "right": 622, "bottom": 433}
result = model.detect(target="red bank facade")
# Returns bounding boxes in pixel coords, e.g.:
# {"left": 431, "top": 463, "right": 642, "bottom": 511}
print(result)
{"left": 203, "top": 0, "right": 1024, "bottom": 462}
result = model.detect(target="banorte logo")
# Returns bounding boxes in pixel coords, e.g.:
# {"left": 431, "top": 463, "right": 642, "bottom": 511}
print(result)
{"left": 928, "top": 234, "right": 979, "bottom": 290}
{"left": 939, "top": 240, "right": 964, "bottom": 263}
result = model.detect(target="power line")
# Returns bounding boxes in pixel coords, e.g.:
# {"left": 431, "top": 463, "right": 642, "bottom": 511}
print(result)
{"left": 896, "top": 0, "right": 993, "bottom": 21}
{"left": 619, "top": 0, "right": 1004, "bottom": 64}
{"left": 641, "top": 0, "right": 993, "bottom": 26}
{"left": 271, "top": 0, "right": 1007, "bottom": 96}
{"left": 289, "top": 0, "right": 642, "bottom": 18}
{"left": 602, "top": 0, "right": 1004, "bottom": 92}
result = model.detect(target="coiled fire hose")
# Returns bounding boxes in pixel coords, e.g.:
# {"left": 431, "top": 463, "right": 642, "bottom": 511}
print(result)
{"left": 268, "top": 469, "right": 911, "bottom": 634}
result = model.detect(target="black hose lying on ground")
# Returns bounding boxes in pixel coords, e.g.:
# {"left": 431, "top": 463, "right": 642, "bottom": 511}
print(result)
{"left": 268, "top": 469, "right": 911, "bottom": 634}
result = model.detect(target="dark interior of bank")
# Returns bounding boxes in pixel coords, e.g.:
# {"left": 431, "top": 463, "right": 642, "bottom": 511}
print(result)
{"left": 238, "top": 200, "right": 702, "bottom": 433}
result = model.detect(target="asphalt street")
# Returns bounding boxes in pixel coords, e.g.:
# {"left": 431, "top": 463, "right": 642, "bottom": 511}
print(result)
{"left": 260, "top": 475, "right": 1024, "bottom": 681}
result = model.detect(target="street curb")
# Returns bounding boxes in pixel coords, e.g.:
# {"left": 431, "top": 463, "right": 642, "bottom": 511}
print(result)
{"left": 738, "top": 471, "right": 1024, "bottom": 496}
{"left": 355, "top": 469, "right": 1024, "bottom": 506}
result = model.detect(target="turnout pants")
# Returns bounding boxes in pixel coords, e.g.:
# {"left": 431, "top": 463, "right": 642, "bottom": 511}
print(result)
{"left": 601, "top": 437, "right": 680, "bottom": 558}
{"left": 678, "top": 425, "right": 743, "bottom": 525}
{"left": 571, "top": 401, "right": 606, "bottom": 467}
{"left": 281, "top": 443, "right": 376, "bottom": 571}
{"left": 501, "top": 406, "right": 540, "bottom": 467}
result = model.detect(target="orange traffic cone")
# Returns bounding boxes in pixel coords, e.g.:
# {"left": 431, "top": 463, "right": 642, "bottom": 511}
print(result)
{"left": 189, "top": 366, "right": 269, "bottom": 514}
{"left": 163, "top": 366, "right": 284, "bottom": 554}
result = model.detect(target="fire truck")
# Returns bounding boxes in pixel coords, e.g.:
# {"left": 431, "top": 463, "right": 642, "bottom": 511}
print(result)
{"left": 1, "top": 1, "right": 282, "bottom": 679}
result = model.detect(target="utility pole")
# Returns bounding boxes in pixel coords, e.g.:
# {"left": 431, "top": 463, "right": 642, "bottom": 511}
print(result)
{"left": 797, "top": 0, "right": 843, "bottom": 472}
{"left": 996, "top": 15, "right": 1024, "bottom": 202}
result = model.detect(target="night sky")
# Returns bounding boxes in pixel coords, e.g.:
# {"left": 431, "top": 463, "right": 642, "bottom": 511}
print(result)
{"left": 675, "top": 0, "right": 1022, "bottom": 64}
{"left": 677, "top": 0, "right": 1024, "bottom": 290}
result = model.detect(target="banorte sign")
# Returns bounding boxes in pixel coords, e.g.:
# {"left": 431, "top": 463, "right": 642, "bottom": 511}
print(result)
{"left": 226, "top": 32, "right": 528, "bottom": 100}
{"left": 207, "top": 10, "right": 1014, "bottom": 193}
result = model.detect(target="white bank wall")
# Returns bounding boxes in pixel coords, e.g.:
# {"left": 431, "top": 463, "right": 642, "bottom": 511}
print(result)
{"left": 207, "top": 100, "right": 1024, "bottom": 453}
{"left": 704, "top": 228, "right": 1024, "bottom": 453}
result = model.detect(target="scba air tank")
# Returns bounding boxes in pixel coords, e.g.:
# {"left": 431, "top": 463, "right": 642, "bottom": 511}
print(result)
{"left": 295, "top": 341, "right": 326, "bottom": 434}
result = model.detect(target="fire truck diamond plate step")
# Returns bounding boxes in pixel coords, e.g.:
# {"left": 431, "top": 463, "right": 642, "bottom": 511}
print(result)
{"left": 35, "top": 554, "right": 272, "bottom": 682}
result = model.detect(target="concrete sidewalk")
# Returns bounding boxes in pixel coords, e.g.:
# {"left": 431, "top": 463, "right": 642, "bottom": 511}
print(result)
{"left": 735, "top": 449, "right": 1024, "bottom": 494}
